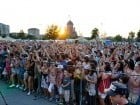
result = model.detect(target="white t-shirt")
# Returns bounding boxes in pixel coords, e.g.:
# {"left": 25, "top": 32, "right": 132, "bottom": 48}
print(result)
{"left": 86, "top": 73, "right": 97, "bottom": 96}
{"left": 82, "top": 62, "right": 90, "bottom": 70}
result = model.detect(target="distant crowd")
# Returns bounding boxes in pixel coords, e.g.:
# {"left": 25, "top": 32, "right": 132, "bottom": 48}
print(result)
{"left": 0, "top": 40, "right": 140, "bottom": 105}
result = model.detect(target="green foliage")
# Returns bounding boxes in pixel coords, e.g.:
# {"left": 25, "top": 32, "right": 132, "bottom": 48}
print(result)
{"left": 26, "top": 35, "right": 37, "bottom": 40}
{"left": 44, "top": 25, "right": 60, "bottom": 40}
{"left": 136, "top": 30, "right": 140, "bottom": 42}
{"left": 17, "top": 30, "right": 26, "bottom": 39}
{"left": 9, "top": 34, "right": 18, "bottom": 39}
{"left": 105, "top": 36, "right": 114, "bottom": 40}
{"left": 42, "top": 35, "right": 49, "bottom": 40}
{"left": 113, "top": 34, "right": 123, "bottom": 42}
{"left": 9, "top": 33, "right": 37, "bottom": 40}
{"left": 84, "top": 37, "right": 91, "bottom": 40}
{"left": 91, "top": 28, "right": 99, "bottom": 39}
{"left": 128, "top": 31, "right": 135, "bottom": 42}
{"left": 129, "top": 31, "right": 135, "bottom": 39}
{"left": 9, "top": 33, "right": 24, "bottom": 39}
{"left": 122, "top": 38, "right": 127, "bottom": 42}
{"left": 137, "top": 30, "right": 140, "bottom": 38}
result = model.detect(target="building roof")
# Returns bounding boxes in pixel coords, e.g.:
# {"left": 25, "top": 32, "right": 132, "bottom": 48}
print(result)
{"left": 67, "top": 20, "right": 73, "bottom": 25}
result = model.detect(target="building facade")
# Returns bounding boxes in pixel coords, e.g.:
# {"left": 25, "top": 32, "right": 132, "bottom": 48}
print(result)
{"left": 0, "top": 23, "right": 10, "bottom": 37}
{"left": 28, "top": 28, "right": 40, "bottom": 36}
{"left": 66, "top": 20, "right": 78, "bottom": 39}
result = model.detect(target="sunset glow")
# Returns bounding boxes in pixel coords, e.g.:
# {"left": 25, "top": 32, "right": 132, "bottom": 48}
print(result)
{"left": 0, "top": 0, "right": 140, "bottom": 38}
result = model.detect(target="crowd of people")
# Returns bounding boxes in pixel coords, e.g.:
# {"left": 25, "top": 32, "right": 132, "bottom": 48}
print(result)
{"left": 0, "top": 40, "right": 140, "bottom": 105}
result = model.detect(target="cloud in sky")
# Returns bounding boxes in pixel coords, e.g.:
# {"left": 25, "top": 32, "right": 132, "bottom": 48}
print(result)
{"left": 0, "top": 0, "right": 140, "bottom": 37}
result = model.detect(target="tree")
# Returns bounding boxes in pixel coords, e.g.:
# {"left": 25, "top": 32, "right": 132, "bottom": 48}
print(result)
{"left": 113, "top": 34, "right": 123, "bottom": 42}
{"left": 105, "top": 36, "right": 114, "bottom": 40}
{"left": 122, "top": 37, "right": 127, "bottom": 42}
{"left": 136, "top": 30, "right": 140, "bottom": 42}
{"left": 26, "top": 34, "right": 37, "bottom": 40}
{"left": 44, "top": 25, "right": 60, "bottom": 40}
{"left": 17, "top": 30, "right": 26, "bottom": 39}
{"left": 137, "top": 30, "right": 140, "bottom": 38}
{"left": 91, "top": 28, "right": 99, "bottom": 39}
{"left": 128, "top": 31, "right": 135, "bottom": 42}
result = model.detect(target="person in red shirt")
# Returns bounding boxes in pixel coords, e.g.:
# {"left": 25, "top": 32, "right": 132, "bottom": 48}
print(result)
{"left": 98, "top": 62, "right": 112, "bottom": 105}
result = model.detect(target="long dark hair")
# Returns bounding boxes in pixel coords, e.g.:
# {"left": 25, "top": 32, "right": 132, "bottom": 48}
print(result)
{"left": 104, "top": 62, "right": 112, "bottom": 72}
{"left": 117, "top": 62, "right": 124, "bottom": 72}
{"left": 125, "top": 59, "right": 134, "bottom": 70}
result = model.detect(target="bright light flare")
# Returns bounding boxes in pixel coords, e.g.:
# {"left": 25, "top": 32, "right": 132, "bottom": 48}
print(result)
{"left": 58, "top": 27, "right": 68, "bottom": 40}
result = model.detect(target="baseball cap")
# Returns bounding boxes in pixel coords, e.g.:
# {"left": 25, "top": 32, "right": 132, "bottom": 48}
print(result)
{"left": 135, "top": 61, "right": 140, "bottom": 67}
{"left": 106, "top": 82, "right": 128, "bottom": 96}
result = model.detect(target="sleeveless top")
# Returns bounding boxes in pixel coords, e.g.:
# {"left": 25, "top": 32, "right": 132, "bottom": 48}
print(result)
{"left": 98, "top": 76, "right": 111, "bottom": 94}
{"left": 49, "top": 73, "right": 56, "bottom": 84}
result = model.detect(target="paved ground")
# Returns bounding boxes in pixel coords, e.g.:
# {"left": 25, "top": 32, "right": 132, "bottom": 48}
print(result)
{"left": 0, "top": 80, "right": 56, "bottom": 105}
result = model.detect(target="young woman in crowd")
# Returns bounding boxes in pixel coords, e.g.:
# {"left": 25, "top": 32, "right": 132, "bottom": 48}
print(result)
{"left": 48, "top": 64, "right": 56, "bottom": 101}
{"left": 5, "top": 55, "right": 11, "bottom": 82}
{"left": 98, "top": 62, "right": 112, "bottom": 105}
{"left": 73, "top": 65, "right": 86, "bottom": 105}
{"left": 62, "top": 70, "right": 71, "bottom": 105}
{"left": 85, "top": 69, "right": 97, "bottom": 105}
{"left": 82, "top": 56, "right": 91, "bottom": 71}
{"left": 124, "top": 60, "right": 134, "bottom": 76}
{"left": 31, "top": 50, "right": 42, "bottom": 96}
{"left": 15, "top": 56, "right": 21, "bottom": 88}
{"left": 18, "top": 56, "right": 26, "bottom": 89}
{"left": 41, "top": 61, "right": 49, "bottom": 98}
{"left": 9, "top": 57, "right": 16, "bottom": 87}
{"left": 55, "top": 65, "right": 64, "bottom": 103}
{"left": 26, "top": 53, "right": 35, "bottom": 95}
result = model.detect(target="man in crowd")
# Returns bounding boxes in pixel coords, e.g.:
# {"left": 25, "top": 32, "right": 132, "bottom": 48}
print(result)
{"left": 107, "top": 82, "right": 131, "bottom": 105}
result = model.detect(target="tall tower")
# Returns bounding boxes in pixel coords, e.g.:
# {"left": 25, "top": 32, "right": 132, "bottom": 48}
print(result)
{"left": 66, "top": 20, "right": 77, "bottom": 39}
